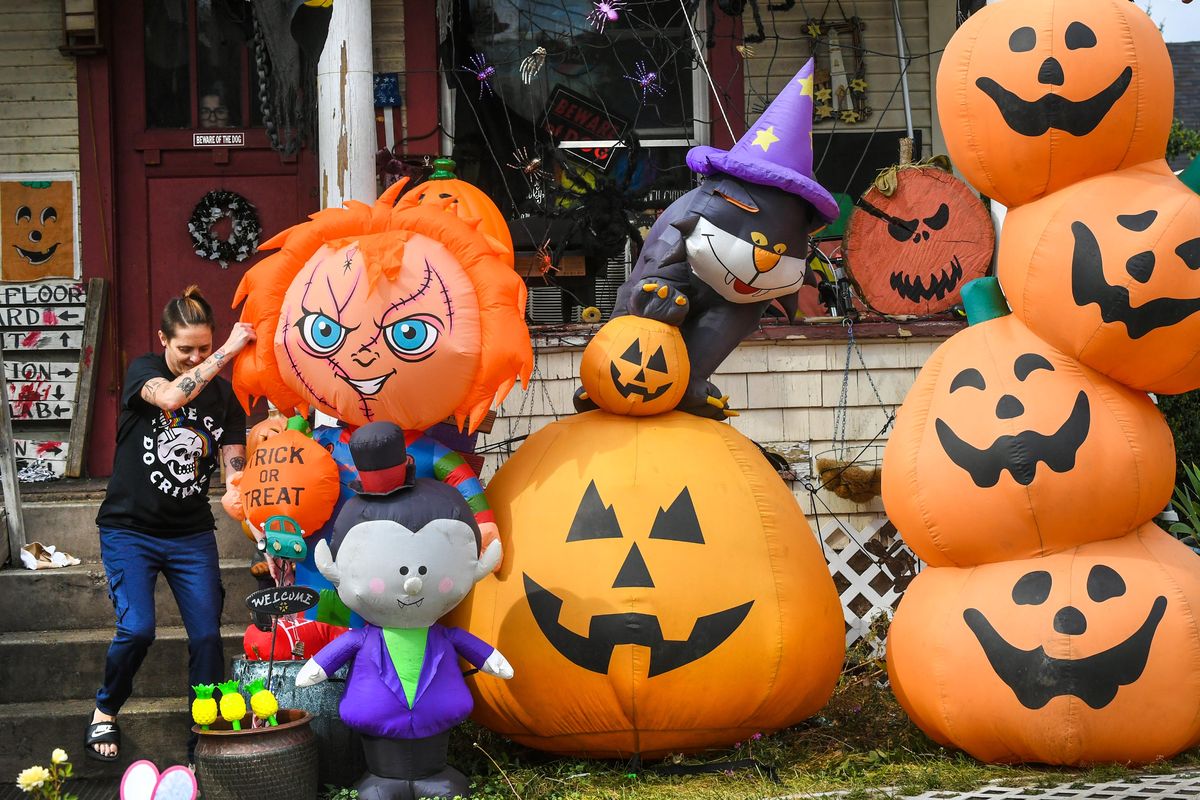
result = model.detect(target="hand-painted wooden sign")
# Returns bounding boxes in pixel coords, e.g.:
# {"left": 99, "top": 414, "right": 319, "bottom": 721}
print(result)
{"left": 1, "top": 330, "right": 82, "bottom": 351}
{"left": 0, "top": 175, "right": 79, "bottom": 282}
{"left": 7, "top": 380, "right": 76, "bottom": 402}
{"left": 12, "top": 438, "right": 68, "bottom": 479}
{"left": 0, "top": 282, "right": 85, "bottom": 306}
{"left": 245, "top": 585, "right": 320, "bottom": 616}
{"left": 10, "top": 400, "right": 74, "bottom": 420}
{"left": 4, "top": 361, "right": 80, "bottom": 381}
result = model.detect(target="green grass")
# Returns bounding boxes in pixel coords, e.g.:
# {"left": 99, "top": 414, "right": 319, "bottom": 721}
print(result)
{"left": 325, "top": 640, "right": 1200, "bottom": 800}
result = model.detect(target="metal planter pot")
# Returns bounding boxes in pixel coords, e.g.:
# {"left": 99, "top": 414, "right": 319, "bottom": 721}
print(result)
{"left": 193, "top": 709, "right": 318, "bottom": 800}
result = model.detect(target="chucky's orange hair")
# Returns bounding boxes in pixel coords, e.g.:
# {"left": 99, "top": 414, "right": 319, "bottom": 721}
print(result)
{"left": 232, "top": 179, "right": 532, "bottom": 433}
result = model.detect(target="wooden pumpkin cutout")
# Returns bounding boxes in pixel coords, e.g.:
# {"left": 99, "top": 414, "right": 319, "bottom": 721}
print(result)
{"left": 888, "top": 524, "right": 1200, "bottom": 765}
{"left": 1000, "top": 162, "right": 1200, "bottom": 394}
{"left": 446, "top": 411, "right": 844, "bottom": 758}
{"left": 882, "top": 280, "right": 1174, "bottom": 567}
{"left": 845, "top": 165, "right": 994, "bottom": 315}
{"left": 937, "top": 0, "right": 1173, "bottom": 207}
{"left": 579, "top": 316, "right": 690, "bottom": 416}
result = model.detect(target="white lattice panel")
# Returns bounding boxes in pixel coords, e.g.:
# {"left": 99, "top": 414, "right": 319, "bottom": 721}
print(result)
{"left": 817, "top": 516, "right": 917, "bottom": 649}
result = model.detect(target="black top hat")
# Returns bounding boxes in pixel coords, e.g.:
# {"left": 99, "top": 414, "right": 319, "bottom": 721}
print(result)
{"left": 347, "top": 422, "right": 416, "bottom": 497}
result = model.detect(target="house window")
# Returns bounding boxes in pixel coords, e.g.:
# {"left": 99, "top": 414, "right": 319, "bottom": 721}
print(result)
{"left": 143, "top": 0, "right": 264, "bottom": 130}
{"left": 438, "top": 0, "right": 710, "bottom": 324}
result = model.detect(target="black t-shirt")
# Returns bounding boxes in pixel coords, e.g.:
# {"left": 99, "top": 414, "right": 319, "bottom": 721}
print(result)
{"left": 96, "top": 353, "right": 247, "bottom": 536}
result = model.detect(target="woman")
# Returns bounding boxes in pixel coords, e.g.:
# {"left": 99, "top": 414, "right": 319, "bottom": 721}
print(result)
{"left": 86, "top": 286, "right": 254, "bottom": 762}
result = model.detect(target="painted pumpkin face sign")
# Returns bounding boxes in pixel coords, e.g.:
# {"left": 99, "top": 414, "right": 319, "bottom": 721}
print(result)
{"left": 1001, "top": 163, "right": 1200, "bottom": 394}
{"left": 845, "top": 167, "right": 994, "bottom": 315}
{"left": 579, "top": 316, "right": 690, "bottom": 416}
{"left": 882, "top": 314, "right": 1174, "bottom": 567}
{"left": 887, "top": 524, "right": 1200, "bottom": 765}
{"left": 276, "top": 236, "right": 482, "bottom": 429}
{"left": 447, "top": 411, "right": 844, "bottom": 757}
{"left": 937, "top": 0, "right": 1172, "bottom": 207}
{"left": 0, "top": 178, "right": 75, "bottom": 281}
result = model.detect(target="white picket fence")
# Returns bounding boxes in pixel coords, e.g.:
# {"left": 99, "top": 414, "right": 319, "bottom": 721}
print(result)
{"left": 816, "top": 516, "right": 919, "bottom": 651}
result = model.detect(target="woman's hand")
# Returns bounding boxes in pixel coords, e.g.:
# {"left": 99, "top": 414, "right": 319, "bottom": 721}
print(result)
{"left": 221, "top": 322, "right": 257, "bottom": 357}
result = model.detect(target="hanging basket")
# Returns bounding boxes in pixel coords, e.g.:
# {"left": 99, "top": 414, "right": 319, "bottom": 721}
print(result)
{"left": 813, "top": 446, "right": 883, "bottom": 504}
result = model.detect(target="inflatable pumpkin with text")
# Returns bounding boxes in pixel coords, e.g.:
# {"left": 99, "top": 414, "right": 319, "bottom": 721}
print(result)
{"left": 937, "top": 0, "right": 1172, "bottom": 208}
{"left": 446, "top": 411, "right": 844, "bottom": 758}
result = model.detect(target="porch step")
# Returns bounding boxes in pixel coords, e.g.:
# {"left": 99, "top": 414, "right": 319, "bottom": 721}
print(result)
{"left": 0, "top": 624, "right": 246, "bottom": 704}
{"left": 0, "top": 558, "right": 260, "bottom": 633}
{"left": 15, "top": 496, "right": 252, "bottom": 561}
{"left": 0, "top": 697, "right": 190, "bottom": 781}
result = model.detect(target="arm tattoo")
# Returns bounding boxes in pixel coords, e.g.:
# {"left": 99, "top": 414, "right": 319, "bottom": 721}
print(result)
{"left": 213, "top": 350, "right": 226, "bottom": 362}
{"left": 178, "top": 377, "right": 197, "bottom": 396}
{"left": 230, "top": 456, "right": 245, "bottom": 471}
{"left": 191, "top": 367, "right": 209, "bottom": 389}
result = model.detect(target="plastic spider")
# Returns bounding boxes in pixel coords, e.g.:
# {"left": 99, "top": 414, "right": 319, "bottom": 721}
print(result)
{"left": 624, "top": 61, "right": 666, "bottom": 103}
{"left": 587, "top": 0, "right": 626, "bottom": 32}
{"left": 464, "top": 53, "right": 496, "bottom": 98}
{"left": 507, "top": 147, "right": 548, "bottom": 185}
{"left": 534, "top": 239, "right": 558, "bottom": 277}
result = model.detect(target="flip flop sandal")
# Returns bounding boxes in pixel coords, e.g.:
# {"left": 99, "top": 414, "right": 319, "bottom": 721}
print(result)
{"left": 85, "top": 719, "right": 120, "bottom": 761}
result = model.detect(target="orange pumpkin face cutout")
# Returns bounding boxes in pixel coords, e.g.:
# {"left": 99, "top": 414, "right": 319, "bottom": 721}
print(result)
{"left": 446, "top": 412, "right": 844, "bottom": 758}
{"left": 937, "top": 0, "right": 1172, "bottom": 208}
{"left": 882, "top": 312, "right": 1173, "bottom": 567}
{"left": 845, "top": 167, "right": 994, "bottom": 315}
{"left": 579, "top": 316, "right": 690, "bottom": 416}
{"left": 1001, "top": 162, "right": 1200, "bottom": 394}
{"left": 0, "top": 178, "right": 76, "bottom": 281}
{"left": 276, "top": 236, "right": 482, "bottom": 429}
{"left": 887, "top": 524, "right": 1200, "bottom": 765}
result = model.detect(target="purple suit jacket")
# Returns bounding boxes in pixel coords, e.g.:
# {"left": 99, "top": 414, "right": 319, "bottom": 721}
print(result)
{"left": 314, "top": 622, "right": 494, "bottom": 739}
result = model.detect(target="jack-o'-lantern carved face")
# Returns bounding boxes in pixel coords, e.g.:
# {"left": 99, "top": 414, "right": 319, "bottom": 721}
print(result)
{"left": 525, "top": 480, "right": 752, "bottom": 676}
{"left": 579, "top": 317, "right": 690, "bottom": 416}
{"left": 965, "top": 563, "right": 1166, "bottom": 710}
{"left": 10, "top": 204, "right": 61, "bottom": 265}
{"left": 882, "top": 313, "right": 1173, "bottom": 567}
{"left": 937, "top": 0, "right": 1172, "bottom": 207}
{"left": 1002, "top": 164, "right": 1200, "bottom": 394}
{"left": 887, "top": 526, "right": 1200, "bottom": 765}
{"left": 446, "top": 412, "right": 844, "bottom": 757}
{"left": 276, "top": 236, "right": 482, "bottom": 429}
{"left": 846, "top": 167, "right": 993, "bottom": 315}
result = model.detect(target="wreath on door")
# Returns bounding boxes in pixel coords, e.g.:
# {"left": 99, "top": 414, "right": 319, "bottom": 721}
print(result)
{"left": 188, "top": 190, "right": 262, "bottom": 269}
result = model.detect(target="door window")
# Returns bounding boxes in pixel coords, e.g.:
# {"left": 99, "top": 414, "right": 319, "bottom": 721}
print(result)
{"left": 143, "top": 0, "right": 263, "bottom": 130}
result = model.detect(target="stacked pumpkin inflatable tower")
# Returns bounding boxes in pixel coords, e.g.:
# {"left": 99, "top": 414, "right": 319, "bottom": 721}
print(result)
{"left": 884, "top": 0, "right": 1200, "bottom": 765}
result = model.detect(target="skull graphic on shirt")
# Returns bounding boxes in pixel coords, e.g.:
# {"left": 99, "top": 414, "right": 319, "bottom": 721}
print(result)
{"left": 157, "top": 428, "right": 203, "bottom": 483}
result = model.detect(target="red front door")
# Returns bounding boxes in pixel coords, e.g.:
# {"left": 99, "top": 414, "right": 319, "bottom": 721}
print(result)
{"left": 106, "top": 1, "right": 318, "bottom": 468}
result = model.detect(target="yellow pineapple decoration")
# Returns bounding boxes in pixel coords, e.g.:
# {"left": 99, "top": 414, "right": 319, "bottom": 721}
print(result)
{"left": 217, "top": 680, "right": 247, "bottom": 731}
{"left": 246, "top": 678, "right": 278, "bottom": 726}
{"left": 191, "top": 683, "right": 217, "bottom": 730}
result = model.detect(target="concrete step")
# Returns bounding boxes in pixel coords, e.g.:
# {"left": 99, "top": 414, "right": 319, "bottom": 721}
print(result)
{"left": 17, "top": 496, "right": 252, "bottom": 561}
{"left": 0, "top": 696, "right": 190, "bottom": 781}
{"left": 0, "top": 624, "right": 247, "bottom": 704}
{"left": 0, "top": 558, "right": 260, "bottom": 633}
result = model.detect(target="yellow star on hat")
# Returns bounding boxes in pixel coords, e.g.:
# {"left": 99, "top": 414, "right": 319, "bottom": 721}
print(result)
{"left": 752, "top": 125, "right": 780, "bottom": 151}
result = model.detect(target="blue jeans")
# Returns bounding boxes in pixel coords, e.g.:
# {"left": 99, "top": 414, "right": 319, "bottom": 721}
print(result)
{"left": 96, "top": 527, "right": 225, "bottom": 722}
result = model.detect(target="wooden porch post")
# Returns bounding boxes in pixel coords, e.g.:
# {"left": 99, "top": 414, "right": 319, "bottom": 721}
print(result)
{"left": 317, "top": 2, "right": 376, "bottom": 209}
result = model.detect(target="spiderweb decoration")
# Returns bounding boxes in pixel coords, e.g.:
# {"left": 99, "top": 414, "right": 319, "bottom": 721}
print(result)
{"left": 416, "top": 0, "right": 939, "bottom": 324}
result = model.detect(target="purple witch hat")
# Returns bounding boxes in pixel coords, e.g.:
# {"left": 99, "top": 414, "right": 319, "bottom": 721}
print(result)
{"left": 687, "top": 58, "right": 839, "bottom": 225}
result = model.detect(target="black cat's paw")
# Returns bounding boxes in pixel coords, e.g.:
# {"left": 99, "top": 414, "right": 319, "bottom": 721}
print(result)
{"left": 628, "top": 282, "right": 689, "bottom": 326}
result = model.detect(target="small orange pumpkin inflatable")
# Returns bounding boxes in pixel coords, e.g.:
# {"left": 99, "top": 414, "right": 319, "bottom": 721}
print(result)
{"left": 887, "top": 523, "right": 1200, "bottom": 765}
{"left": 1000, "top": 161, "right": 1200, "bottom": 394}
{"left": 447, "top": 411, "right": 844, "bottom": 757}
{"left": 882, "top": 280, "right": 1174, "bottom": 567}
{"left": 239, "top": 429, "right": 341, "bottom": 537}
{"left": 937, "top": 0, "right": 1172, "bottom": 208}
{"left": 409, "top": 158, "right": 515, "bottom": 268}
{"left": 579, "top": 316, "right": 690, "bottom": 416}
